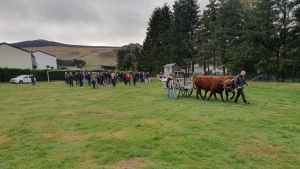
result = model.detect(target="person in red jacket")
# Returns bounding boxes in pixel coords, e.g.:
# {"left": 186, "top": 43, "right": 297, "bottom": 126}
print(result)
{"left": 125, "top": 72, "right": 131, "bottom": 86}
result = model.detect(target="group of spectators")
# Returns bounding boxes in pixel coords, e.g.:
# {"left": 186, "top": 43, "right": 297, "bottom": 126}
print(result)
{"left": 64, "top": 71, "right": 151, "bottom": 88}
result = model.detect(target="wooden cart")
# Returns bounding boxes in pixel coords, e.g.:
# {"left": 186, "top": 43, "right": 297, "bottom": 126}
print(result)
{"left": 174, "top": 71, "right": 194, "bottom": 97}
{"left": 158, "top": 71, "right": 194, "bottom": 98}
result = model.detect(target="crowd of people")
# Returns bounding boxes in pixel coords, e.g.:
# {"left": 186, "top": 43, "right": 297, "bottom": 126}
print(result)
{"left": 31, "top": 70, "right": 250, "bottom": 103}
{"left": 64, "top": 71, "right": 151, "bottom": 88}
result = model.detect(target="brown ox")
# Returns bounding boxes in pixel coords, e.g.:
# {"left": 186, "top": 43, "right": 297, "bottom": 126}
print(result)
{"left": 194, "top": 76, "right": 233, "bottom": 102}
{"left": 203, "top": 76, "right": 235, "bottom": 101}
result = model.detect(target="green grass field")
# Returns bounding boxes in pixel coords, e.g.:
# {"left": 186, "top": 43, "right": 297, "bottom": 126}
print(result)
{"left": 0, "top": 79, "right": 299, "bottom": 169}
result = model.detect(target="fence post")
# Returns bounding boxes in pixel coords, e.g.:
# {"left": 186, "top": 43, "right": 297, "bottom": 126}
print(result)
{"left": 47, "top": 71, "right": 49, "bottom": 83}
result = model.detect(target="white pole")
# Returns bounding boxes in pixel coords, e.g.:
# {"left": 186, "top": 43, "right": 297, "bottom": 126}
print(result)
{"left": 47, "top": 71, "right": 49, "bottom": 83}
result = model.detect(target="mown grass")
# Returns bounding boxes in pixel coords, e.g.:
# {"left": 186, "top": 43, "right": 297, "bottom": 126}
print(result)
{"left": 0, "top": 79, "right": 299, "bottom": 169}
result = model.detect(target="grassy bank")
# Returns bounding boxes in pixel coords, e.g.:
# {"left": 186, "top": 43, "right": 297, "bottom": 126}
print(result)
{"left": 0, "top": 79, "right": 299, "bottom": 168}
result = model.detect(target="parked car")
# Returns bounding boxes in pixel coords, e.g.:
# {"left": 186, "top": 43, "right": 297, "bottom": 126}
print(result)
{"left": 10, "top": 75, "right": 32, "bottom": 84}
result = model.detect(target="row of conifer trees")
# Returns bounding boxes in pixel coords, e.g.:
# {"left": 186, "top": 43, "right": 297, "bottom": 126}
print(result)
{"left": 117, "top": 0, "right": 300, "bottom": 81}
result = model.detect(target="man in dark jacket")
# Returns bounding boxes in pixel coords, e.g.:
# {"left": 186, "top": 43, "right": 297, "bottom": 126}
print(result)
{"left": 132, "top": 71, "right": 138, "bottom": 86}
{"left": 30, "top": 74, "right": 36, "bottom": 86}
{"left": 64, "top": 72, "right": 69, "bottom": 84}
{"left": 68, "top": 72, "right": 74, "bottom": 87}
{"left": 103, "top": 72, "right": 107, "bottom": 85}
{"left": 107, "top": 72, "right": 111, "bottom": 84}
{"left": 91, "top": 72, "right": 97, "bottom": 89}
{"left": 140, "top": 72, "right": 144, "bottom": 82}
{"left": 78, "top": 72, "right": 84, "bottom": 88}
{"left": 86, "top": 72, "right": 91, "bottom": 86}
{"left": 74, "top": 72, "right": 78, "bottom": 85}
{"left": 234, "top": 70, "right": 250, "bottom": 104}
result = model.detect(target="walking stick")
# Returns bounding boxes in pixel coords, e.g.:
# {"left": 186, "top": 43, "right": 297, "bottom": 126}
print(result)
{"left": 247, "top": 74, "right": 263, "bottom": 84}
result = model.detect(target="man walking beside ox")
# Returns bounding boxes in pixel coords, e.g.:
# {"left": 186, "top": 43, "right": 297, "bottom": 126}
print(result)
{"left": 234, "top": 70, "right": 250, "bottom": 104}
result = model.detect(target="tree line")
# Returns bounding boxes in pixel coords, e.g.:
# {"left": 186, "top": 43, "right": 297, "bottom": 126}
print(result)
{"left": 57, "top": 59, "right": 86, "bottom": 68}
{"left": 117, "top": 48, "right": 143, "bottom": 71}
{"left": 118, "top": 0, "right": 300, "bottom": 81}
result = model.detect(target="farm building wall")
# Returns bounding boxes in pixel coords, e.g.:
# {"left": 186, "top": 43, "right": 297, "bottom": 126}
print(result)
{"left": 173, "top": 65, "right": 181, "bottom": 72}
{"left": 33, "top": 51, "right": 57, "bottom": 69}
{"left": 0, "top": 43, "right": 33, "bottom": 69}
{"left": 193, "top": 64, "right": 228, "bottom": 75}
{"left": 163, "top": 64, "right": 182, "bottom": 77}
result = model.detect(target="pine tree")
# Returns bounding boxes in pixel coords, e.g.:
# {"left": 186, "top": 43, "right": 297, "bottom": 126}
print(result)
{"left": 291, "top": 3, "right": 300, "bottom": 81}
{"left": 142, "top": 4, "right": 172, "bottom": 74}
{"left": 117, "top": 49, "right": 131, "bottom": 70}
{"left": 216, "top": 0, "right": 246, "bottom": 74}
{"left": 239, "top": 0, "right": 279, "bottom": 79}
{"left": 171, "top": 0, "right": 201, "bottom": 71}
{"left": 122, "top": 53, "right": 137, "bottom": 71}
{"left": 194, "top": 0, "right": 219, "bottom": 75}
{"left": 273, "top": 0, "right": 299, "bottom": 81}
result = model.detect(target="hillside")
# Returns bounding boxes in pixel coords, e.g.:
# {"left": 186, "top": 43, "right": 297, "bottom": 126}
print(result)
{"left": 13, "top": 40, "right": 142, "bottom": 66}
{"left": 11, "top": 39, "right": 118, "bottom": 48}
{"left": 24, "top": 46, "right": 119, "bottom": 66}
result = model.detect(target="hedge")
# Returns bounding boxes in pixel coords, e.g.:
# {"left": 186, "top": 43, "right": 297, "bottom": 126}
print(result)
{"left": 0, "top": 68, "right": 59, "bottom": 82}
{"left": 0, "top": 68, "right": 132, "bottom": 82}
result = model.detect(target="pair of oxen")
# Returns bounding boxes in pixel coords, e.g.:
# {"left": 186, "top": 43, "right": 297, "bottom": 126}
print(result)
{"left": 193, "top": 75, "right": 236, "bottom": 102}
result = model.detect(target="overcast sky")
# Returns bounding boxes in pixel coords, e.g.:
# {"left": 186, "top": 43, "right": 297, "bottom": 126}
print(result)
{"left": 0, "top": 0, "right": 209, "bottom": 46}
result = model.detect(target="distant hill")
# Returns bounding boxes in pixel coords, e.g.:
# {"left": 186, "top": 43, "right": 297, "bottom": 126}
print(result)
{"left": 23, "top": 46, "right": 118, "bottom": 66}
{"left": 11, "top": 39, "right": 119, "bottom": 48}
{"left": 120, "top": 43, "right": 143, "bottom": 50}
{"left": 10, "top": 40, "right": 142, "bottom": 66}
